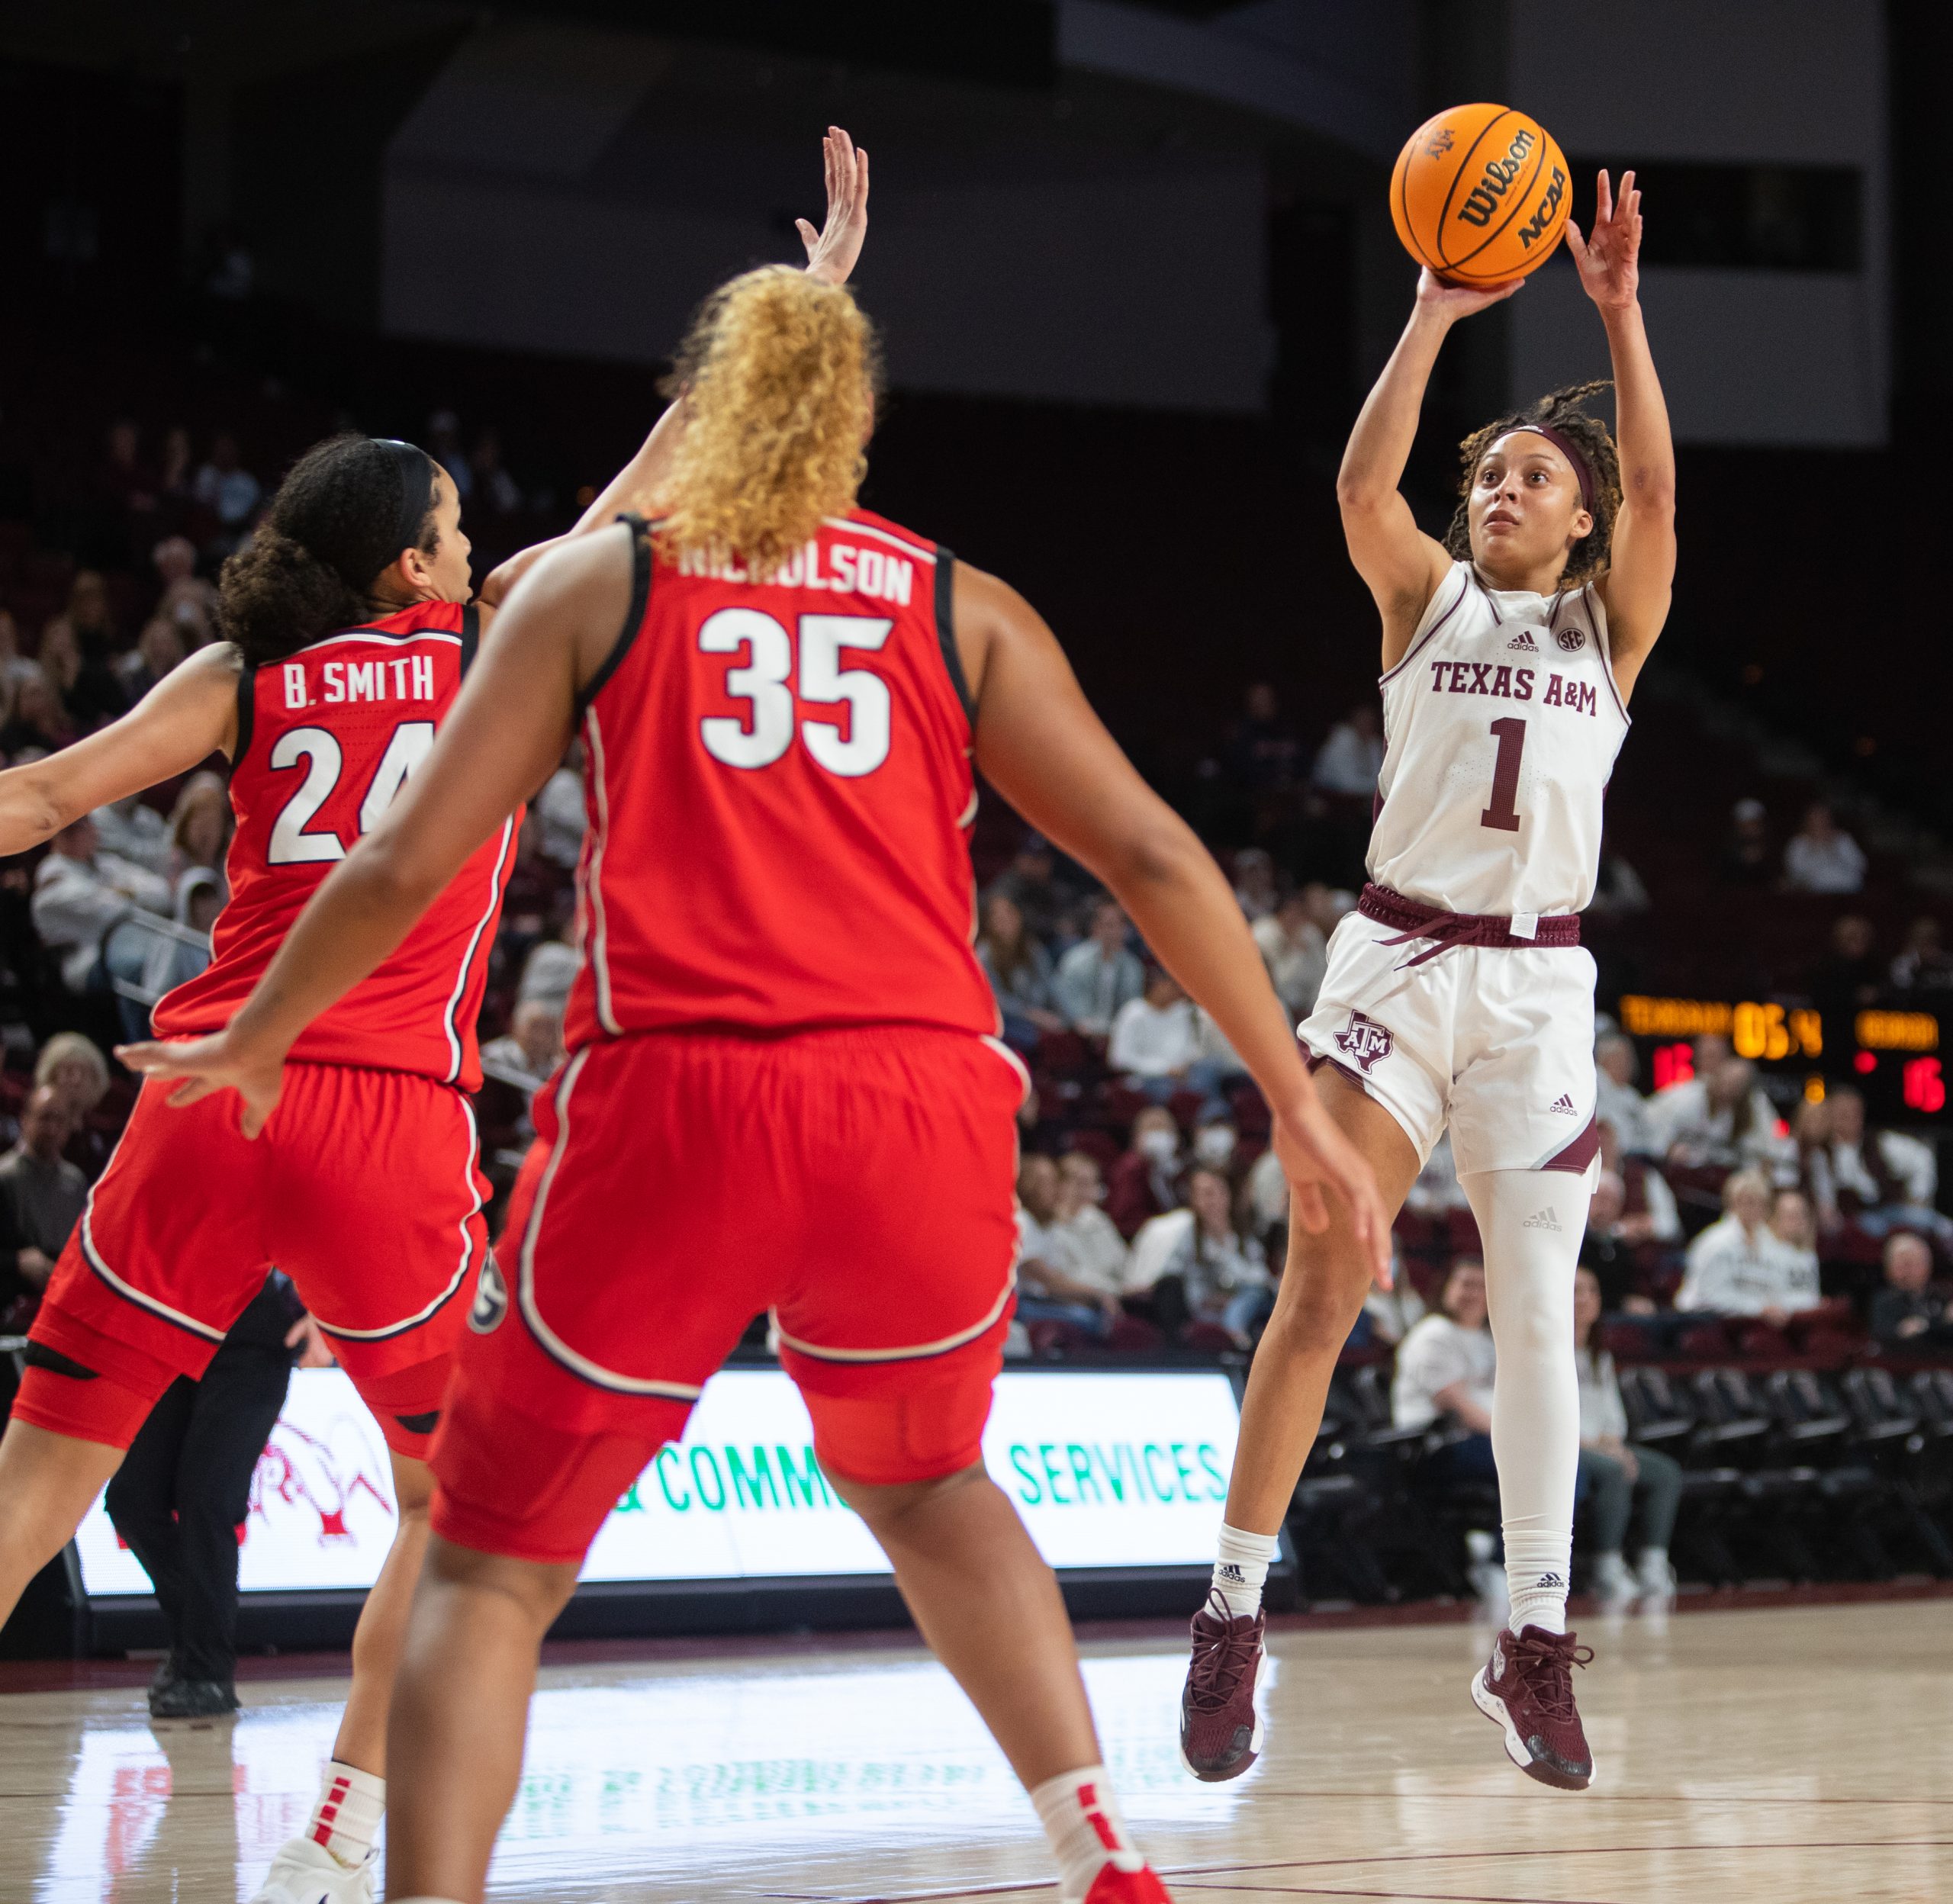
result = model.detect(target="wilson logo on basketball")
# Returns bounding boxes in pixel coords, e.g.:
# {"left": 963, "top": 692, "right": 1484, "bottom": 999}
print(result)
{"left": 1334, "top": 1011, "right": 1394, "bottom": 1073}
{"left": 1456, "top": 127, "right": 1536, "bottom": 228}
{"left": 1517, "top": 166, "right": 1568, "bottom": 248}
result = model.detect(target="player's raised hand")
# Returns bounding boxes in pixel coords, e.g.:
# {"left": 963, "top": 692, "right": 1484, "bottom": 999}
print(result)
{"left": 1414, "top": 265, "right": 1524, "bottom": 321}
{"left": 115, "top": 1030, "right": 288, "bottom": 1139}
{"left": 798, "top": 125, "right": 870, "bottom": 285}
{"left": 1273, "top": 1096, "right": 1395, "bottom": 1290}
{"left": 1566, "top": 168, "right": 1641, "bottom": 310}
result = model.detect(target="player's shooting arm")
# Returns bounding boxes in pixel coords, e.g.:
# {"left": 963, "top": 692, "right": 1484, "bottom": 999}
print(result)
{"left": 0, "top": 645, "right": 241, "bottom": 857}
{"left": 1572, "top": 171, "right": 1675, "bottom": 700}
{"left": 479, "top": 129, "right": 869, "bottom": 608}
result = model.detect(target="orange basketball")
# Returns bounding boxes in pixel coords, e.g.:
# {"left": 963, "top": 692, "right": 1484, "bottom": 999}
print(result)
{"left": 1391, "top": 102, "right": 1569, "bottom": 285}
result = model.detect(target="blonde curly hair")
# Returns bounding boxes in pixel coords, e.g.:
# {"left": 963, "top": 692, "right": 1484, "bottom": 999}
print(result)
{"left": 656, "top": 265, "right": 882, "bottom": 577}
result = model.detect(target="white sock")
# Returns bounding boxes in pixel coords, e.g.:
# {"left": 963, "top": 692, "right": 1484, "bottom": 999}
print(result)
{"left": 306, "top": 1760, "right": 384, "bottom": 1868}
{"left": 1210, "top": 1523, "right": 1279, "bottom": 1619}
{"left": 1031, "top": 1765, "right": 1145, "bottom": 1904}
{"left": 1460, "top": 1167, "right": 1588, "bottom": 1642}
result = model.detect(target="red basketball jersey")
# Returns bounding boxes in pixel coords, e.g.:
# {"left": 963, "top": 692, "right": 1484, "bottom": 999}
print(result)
{"left": 564, "top": 510, "right": 996, "bottom": 1047}
{"left": 154, "top": 602, "right": 516, "bottom": 1089}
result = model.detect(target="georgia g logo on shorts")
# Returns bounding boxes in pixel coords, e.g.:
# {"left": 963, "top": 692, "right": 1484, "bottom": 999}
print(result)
{"left": 469, "top": 1253, "right": 509, "bottom": 1334}
{"left": 1334, "top": 1010, "right": 1395, "bottom": 1074}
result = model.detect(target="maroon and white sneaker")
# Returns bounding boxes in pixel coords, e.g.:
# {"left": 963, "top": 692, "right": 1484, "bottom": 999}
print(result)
{"left": 1470, "top": 1624, "right": 1597, "bottom": 1790}
{"left": 1081, "top": 1864, "right": 1174, "bottom": 1904}
{"left": 1178, "top": 1589, "right": 1266, "bottom": 1782}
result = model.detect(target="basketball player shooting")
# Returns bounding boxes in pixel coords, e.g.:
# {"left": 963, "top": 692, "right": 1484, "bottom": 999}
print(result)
{"left": 1179, "top": 171, "right": 1675, "bottom": 1791}
{"left": 122, "top": 251, "right": 1389, "bottom": 1900}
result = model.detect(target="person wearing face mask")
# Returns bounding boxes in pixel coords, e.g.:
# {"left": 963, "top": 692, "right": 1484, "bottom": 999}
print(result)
{"left": 1107, "top": 1106, "right": 1182, "bottom": 1239}
{"left": 1192, "top": 1119, "right": 1239, "bottom": 1174}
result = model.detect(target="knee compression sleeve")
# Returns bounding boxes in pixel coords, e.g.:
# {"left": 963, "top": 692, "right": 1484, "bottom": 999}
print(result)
{"left": 1461, "top": 1167, "right": 1591, "bottom": 1632}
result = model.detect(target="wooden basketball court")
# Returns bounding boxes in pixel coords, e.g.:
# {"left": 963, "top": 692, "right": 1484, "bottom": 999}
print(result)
{"left": 4, "top": 1595, "right": 1946, "bottom": 1902}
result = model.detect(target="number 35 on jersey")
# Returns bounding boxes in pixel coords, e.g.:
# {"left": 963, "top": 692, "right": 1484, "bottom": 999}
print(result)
{"left": 699, "top": 609, "right": 895, "bottom": 777}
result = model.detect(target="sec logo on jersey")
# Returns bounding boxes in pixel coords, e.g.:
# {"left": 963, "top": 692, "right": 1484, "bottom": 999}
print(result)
{"left": 1556, "top": 626, "right": 1586, "bottom": 651}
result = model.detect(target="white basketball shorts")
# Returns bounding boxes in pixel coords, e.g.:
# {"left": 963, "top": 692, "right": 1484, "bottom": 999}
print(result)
{"left": 1298, "top": 910, "right": 1600, "bottom": 1179}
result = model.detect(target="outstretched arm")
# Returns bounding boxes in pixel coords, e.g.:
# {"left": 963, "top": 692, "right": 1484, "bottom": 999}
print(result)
{"left": 0, "top": 645, "right": 241, "bottom": 856}
{"left": 121, "top": 531, "right": 635, "bottom": 1133}
{"left": 957, "top": 564, "right": 1392, "bottom": 1283}
{"left": 1339, "top": 270, "right": 1523, "bottom": 666}
{"left": 480, "top": 127, "right": 870, "bottom": 606}
{"left": 1570, "top": 170, "right": 1675, "bottom": 700}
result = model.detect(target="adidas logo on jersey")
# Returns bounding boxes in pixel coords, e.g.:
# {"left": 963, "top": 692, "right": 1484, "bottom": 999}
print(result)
{"left": 1507, "top": 629, "right": 1539, "bottom": 651}
{"left": 1549, "top": 1093, "right": 1578, "bottom": 1114}
{"left": 1521, "top": 1207, "right": 1562, "bottom": 1232}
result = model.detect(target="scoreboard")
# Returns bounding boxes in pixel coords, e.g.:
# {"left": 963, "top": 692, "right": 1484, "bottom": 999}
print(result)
{"left": 1617, "top": 995, "right": 1946, "bottom": 1119}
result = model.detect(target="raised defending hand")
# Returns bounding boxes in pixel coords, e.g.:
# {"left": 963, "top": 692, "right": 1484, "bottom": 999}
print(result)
{"left": 798, "top": 125, "right": 870, "bottom": 285}
{"left": 1414, "top": 265, "right": 1524, "bottom": 321}
{"left": 1566, "top": 169, "right": 1641, "bottom": 310}
{"left": 1273, "top": 1095, "right": 1395, "bottom": 1290}
{"left": 116, "top": 1028, "right": 287, "bottom": 1139}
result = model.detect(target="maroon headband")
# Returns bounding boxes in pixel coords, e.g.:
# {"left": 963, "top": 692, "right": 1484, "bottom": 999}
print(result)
{"left": 1518, "top": 421, "right": 1596, "bottom": 518}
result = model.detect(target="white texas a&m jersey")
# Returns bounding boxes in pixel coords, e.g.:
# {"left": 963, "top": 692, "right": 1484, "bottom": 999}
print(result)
{"left": 1367, "top": 561, "right": 1629, "bottom": 918}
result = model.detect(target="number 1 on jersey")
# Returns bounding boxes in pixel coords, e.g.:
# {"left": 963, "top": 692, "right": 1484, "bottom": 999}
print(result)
{"left": 1480, "top": 716, "right": 1525, "bottom": 833}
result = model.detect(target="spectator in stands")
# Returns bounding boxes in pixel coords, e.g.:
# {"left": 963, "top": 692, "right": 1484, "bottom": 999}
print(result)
{"left": 93, "top": 791, "right": 173, "bottom": 874}
{"left": 976, "top": 891, "right": 1062, "bottom": 1053}
{"left": 1782, "top": 800, "right": 1866, "bottom": 896}
{"left": 1244, "top": 1140, "right": 1289, "bottom": 1250}
{"left": 0, "top": 1086, "right": 85, "bottom": 1330}
{"left": 533, "top": 742, "right": 587, "bottom": 869}
{"left": 114, "top": 616, "right": 187, "bottom": 702}
{"left": 1595, "top": 1120, "right": 1683, "bottom": 1254}
{"left": 1578, "top": 1170, "right": 1657, "bottom": 1314}
{"left": 31, "top": 812, "right": 172, "bottom": 990}
{"left": 479, "top": 999, "right": 566, "bottom": 1092}
{"left": 517, "top": 934, "right": 580, "bottom": 1011}
{"left": 988, "top": 835, "right": 1076, "bottom": 943}
{"left": 1225, "top": 682, "right": 1305, "bottom": 796}
{"left": 1231, "top": 848, "right": 1279, "bottom": 922}
{"left": 1769, "top": 1186, "right": 1822, "bottom": 1289}
{"left": 1108, "top": 967, "right": 1231, "bottom": 1112}
{"left": 429, "top": 411, "right": 471, "bottom": 500}
{"left": 157, "top": 432, "right": 195, "bottom": 515}
{"left": 35, "top": 1031, "right": 111, "bottom": 1130}
{"left": 1573, "top": 1266, "right": 1682, "bottom": 1606}
{"left": 1675, "top": 1169, "right": 1822, "bottom": 1322}
{"left": 95, "top": 419, "right": 159, "bottom": 559}
{"left": 1015, "top": 1154, "right": 1122, "bottom": 1337}
{"left": 1651, "top": 1052, "right": 1790, "bottom": 1182}
{"left": 1252, "top": 888, "right": 1327, "bottom": 1021}
{"left": 1191, "top": 1116, "right": 1239, "bottom": 1175}
{"left": 152, "top": 535, "right": 220, "bottom": 645}
{"left": 167, "top": 770, "right": 233, "bottom": 883}
{"left": 1803, "top": 1083, "right": 1951, "bottom": 1247}
{"left": 40, "top": 572, "right": 127, "bottom": 732}
{"left": 1106, "top": 1104, "right": 1182, "bottom": 1238}
{"left": 1890, "top": 917, "right": 1953, "bottom": 995}
{"left": 1052, "top": 1152, "right": 1131, "bottom": 1295}
{"left": 0, "top": 610, "right": 41, "bottom": 692}
{"left": 1594, "top": 1033, "right": 1656, "bottom": 1156}
{"left": 1125, "top": 1166, "right": 1270, "bottom": 1346}
{"left": 1870, "top": 1232, "right": 1951, "bottom": 1348}
{"left": 1053, "top": 898, "right": 1144, "bottom": 1036}
{"left": 0, "top": 669, "right": 77, "bottom": 756}
{"left": 1811, "top": 915, "right": 1884, "bottom": 1023}
{"left": 191, "top": 432, "right": 262, "bottom": 555}
{"left": 1311, "top": 703, "right": 1385, "bottom": 798}
{"left": 468, "top": 429, "right": 524, "bottom": 514}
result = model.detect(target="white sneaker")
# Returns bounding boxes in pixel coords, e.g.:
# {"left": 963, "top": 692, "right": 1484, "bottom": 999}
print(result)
{"left": 1636, "top": 1551, "right": 1678, "bottom": 1603}
{"left": 1592, "top": 1552, "right": 1639, "bottom": 1610}
{"left": 249, "top": 1835, "right": 378, "bottom": 1904}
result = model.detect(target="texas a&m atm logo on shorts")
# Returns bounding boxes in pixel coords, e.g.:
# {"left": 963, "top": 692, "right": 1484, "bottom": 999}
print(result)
{"left": 1334, "top": 1011, "right": 1395, "bottom": 1074}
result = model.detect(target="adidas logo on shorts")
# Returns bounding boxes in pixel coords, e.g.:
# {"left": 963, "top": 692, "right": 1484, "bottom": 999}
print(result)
{"left": 1507, "top": 629, "right": 1539, "bottom": 651}
{"left": 1522, "top": 1207, "right": 1562, "bottom": 1233}
{"left": 1549, "top": 1093, "right": 1577, "bottom": 1114}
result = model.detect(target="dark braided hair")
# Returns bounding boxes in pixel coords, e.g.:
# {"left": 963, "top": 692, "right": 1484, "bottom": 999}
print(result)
{"left": 1443, "top": 381, "right": 1621, "bottom": 588}
{"left": 217, "top": 434, "right": 441, "bottom": 665}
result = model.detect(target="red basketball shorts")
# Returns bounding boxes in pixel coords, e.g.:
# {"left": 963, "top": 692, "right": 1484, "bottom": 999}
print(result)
{"left": 19, "top": 1063, "right": 488, "bottom": 1459}
{"left": 430, "top": 1025, "right": 1025, "bottom": 1565}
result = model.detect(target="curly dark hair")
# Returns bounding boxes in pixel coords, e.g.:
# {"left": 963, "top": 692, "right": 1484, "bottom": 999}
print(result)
{"left": 1443, "top": 381, "right": 1621, "bottom": 588}
{"left": 217, "top": 434, "right": 440, "bottom": 665}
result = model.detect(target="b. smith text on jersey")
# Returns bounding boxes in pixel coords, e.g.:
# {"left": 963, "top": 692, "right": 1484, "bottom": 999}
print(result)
{"left": 1427, "top": 659, "right": 1598, "bottom": 716}
{"left": 284, "top": 655, "right": 439, "bottom": 709}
